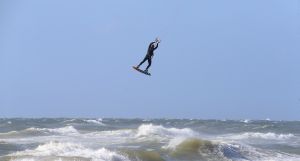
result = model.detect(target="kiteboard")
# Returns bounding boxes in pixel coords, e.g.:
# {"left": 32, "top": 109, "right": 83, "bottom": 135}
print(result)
{"left": 132, "top": 66, "right": 151, "bottom": 76}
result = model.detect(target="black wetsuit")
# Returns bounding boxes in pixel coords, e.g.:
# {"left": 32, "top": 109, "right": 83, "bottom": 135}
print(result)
{"left": 138, "top": 42, "right": 159, "bottom": 70}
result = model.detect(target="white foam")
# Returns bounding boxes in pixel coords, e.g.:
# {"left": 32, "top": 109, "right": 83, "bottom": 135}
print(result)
{"left": 228, "top": 132, "right": 295, "bottom": 140}
{"left": 47, "top": 126, "right": 78, "bottom": 134}
{"left": 26, "top": 126, "right": 79, "bottom": 135}
{"left": 10, "top": 141, "right": 130, "bottom": 161}
{"left": 11, "top": 159, "right": 35, "bottom": 161}
{"left": 62, "top": 119, "right": 76, "bottom": 123}
{"left": 83, "top": 129, "right": 135, "bottom": 146}
{"left": 84, "top": 119, "right": 106, "bottom": 126}
{"left": 136, "top": 124, "right": 197, "bottom": 138}
{"left": 259, "top": 153, "right": 300, "bottom": 161}
{"left": 136, "top": 124, "right": 198, "bottom": 150}
{"left": 240, "top": 119, "right": 251, "bottom": 123}
{"left": 87, "top": 129, "right": 133, "bottom": 137}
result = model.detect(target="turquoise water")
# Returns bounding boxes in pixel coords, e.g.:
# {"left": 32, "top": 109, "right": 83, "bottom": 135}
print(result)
{"left": 0, "top": 118, "right": 300, "bottom": 161}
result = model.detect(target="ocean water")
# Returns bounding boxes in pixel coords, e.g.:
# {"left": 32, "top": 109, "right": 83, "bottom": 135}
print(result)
{"left": 0, "top": 118, "right": 300, "bottom": 161}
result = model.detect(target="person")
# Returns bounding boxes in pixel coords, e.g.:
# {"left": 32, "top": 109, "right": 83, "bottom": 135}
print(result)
{"left": 136, "top": 38, "right": 161, "bottom": 73}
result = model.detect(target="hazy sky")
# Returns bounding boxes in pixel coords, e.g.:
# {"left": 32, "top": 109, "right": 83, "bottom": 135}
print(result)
{"left": 1, "top": 0, "right": 299, "bottom": 120}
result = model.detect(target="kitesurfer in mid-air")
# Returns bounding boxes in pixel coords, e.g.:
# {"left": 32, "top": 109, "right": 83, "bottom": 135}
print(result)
{"left": 136, "top": 38, "right": 161, "bottom": 73}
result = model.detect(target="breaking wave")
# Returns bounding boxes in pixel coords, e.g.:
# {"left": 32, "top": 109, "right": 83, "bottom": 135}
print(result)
{"left": 164, "top": 137, "right": 300, "bottom": 161}
{"left": 136, "top": 124, "right": 197, "bottom": 138}
{"left": 9, "top": 141, "right": 130, "bottom": 161}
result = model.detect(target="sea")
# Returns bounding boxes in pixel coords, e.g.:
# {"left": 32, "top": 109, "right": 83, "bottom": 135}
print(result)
{"left": 0, "top": 118, "right": 300, "bottom": 161}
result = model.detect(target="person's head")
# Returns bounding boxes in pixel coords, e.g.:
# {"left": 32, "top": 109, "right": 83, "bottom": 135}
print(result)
{"left": 155, "top": 37, "right": 161, "bottom": 43}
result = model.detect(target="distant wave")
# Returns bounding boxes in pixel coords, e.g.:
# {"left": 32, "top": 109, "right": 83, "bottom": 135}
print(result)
{"left": 25, "top": 126, "right": 79, "bottom": 135}
{"left": 240, "top": 119, "right": 251, "bottom": 123}
{"left": 0, "top": 130, "right": 19, "bottom": 137}
{"left": 85, "top": 124, "right": 198, "bottom": 145}
{"left": 62, "top": 119, "right": 77, "bottom": 123}
{"left": 226, "top": 132, "right": 295, "bottom": 140}
{"left": 84, "top": 118, "right": 106, "bottom": 126}
{"left": 0, "top": 126, "right": 79, "bottom": 138}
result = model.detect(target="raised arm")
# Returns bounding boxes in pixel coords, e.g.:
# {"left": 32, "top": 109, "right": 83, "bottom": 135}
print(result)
{"left": 154, "top": 43, "right": 159, "bottom": 50}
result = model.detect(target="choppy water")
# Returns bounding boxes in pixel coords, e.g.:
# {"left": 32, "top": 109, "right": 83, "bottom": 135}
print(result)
{"left": 0, "top": 118, "right": 300, "bottom": 161}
